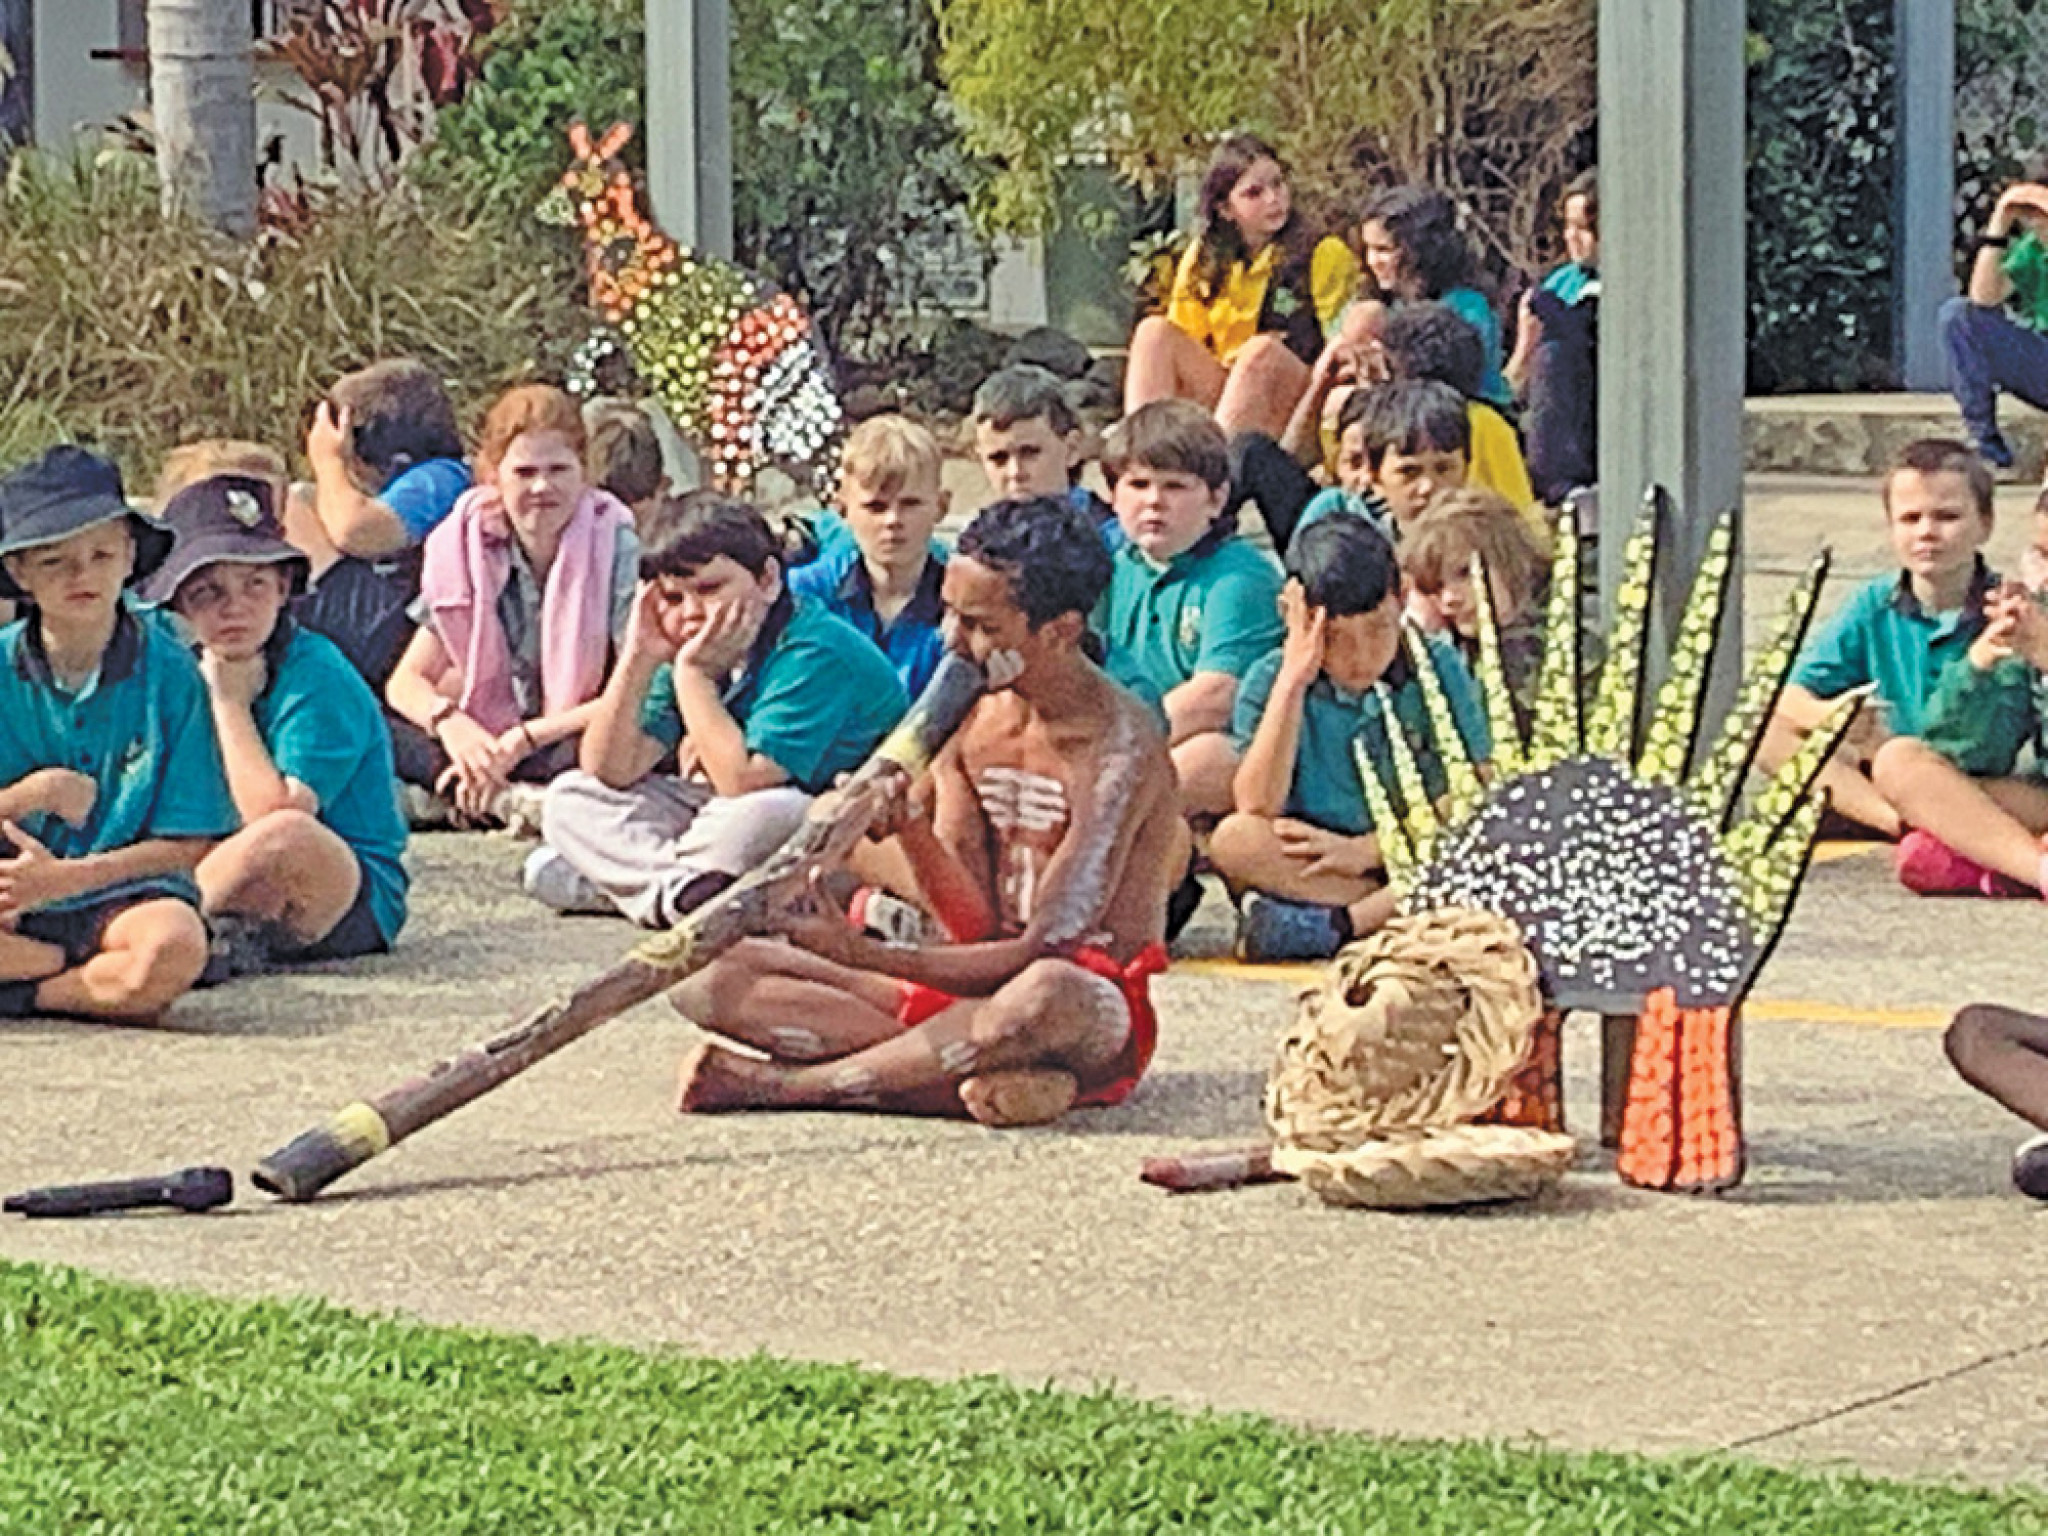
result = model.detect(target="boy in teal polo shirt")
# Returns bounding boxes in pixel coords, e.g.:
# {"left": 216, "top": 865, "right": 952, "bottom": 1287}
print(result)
{"left": 141, "top": 474, "right": 409, "bottom": 968}
{"left": 1768, "top": 439, "right": 1999, "bottom": 838}
{"left": 1100, "top": 400, "right": 1284, "bottom": 819}
{"left": 534, "top": 492, "right": 908, "bottom": 928}
{"left": 0, "top": 447, "right": 234, "bottom": 1022}
{"left": 1211, "top": 515, "right": 1489, "bottom": 961}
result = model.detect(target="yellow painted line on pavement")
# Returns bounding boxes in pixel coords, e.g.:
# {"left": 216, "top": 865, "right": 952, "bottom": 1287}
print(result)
{"left": 1172, "top": 960, "right": 1946, "bottom": 1029}
{"left": 1809, "top": 838, "right": 1886, "bottom": 865}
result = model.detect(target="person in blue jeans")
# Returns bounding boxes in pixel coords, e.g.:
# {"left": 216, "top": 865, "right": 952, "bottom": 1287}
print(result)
{"left": 1943, "top": 164, "right": 2048, "bottom": 470}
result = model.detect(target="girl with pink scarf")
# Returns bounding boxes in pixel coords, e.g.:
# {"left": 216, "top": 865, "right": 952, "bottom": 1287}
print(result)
{"left": 386, "top": 385, "right": 637, "bottom": 826}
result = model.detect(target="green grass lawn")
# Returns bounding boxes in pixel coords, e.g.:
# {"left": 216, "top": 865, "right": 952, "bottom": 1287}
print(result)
{"left": 2, "top": 1260, "right": 2042, "bottom": 1534}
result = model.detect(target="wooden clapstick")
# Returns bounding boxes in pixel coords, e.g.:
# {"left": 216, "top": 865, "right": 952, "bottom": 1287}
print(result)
{"left": 252, "top": 653, "right": 988, "bottom": 1203}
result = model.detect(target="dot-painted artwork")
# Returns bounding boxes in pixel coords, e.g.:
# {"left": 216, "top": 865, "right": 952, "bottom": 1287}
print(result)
{"left": 538, "top": 121, "right": 843, "bottom": 496}
{"left": 1363, "top": 494, "right": 1857, "bottom": 1015}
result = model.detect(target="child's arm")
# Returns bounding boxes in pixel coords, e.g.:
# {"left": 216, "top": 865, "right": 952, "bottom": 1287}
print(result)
{"left": 202, "top": 652, "right": 308, "bottom": 821}
{"left": 0, "top": 769, "right": 96, "bottom": 828}
{"left": 305, "top": 403, "right": 410, "bottom": 559}
{"left": 1234, "top": 590, "right": 1322, "bottom": 816}
{"left": 0, "top": 822, "right": 210, "bottom": 918}
{"left": 1772, "top": 682, "right": 1841, "bottom": 734}
{"left": 663, "top": 595, "right": 792, "bottom": 798}
{"left": 579, "top": 585, "right": 677, "bottom": 789}
{"left": 387, "top": 625, "right": 520, "bottom": 795}
{"left": 1162, "top": 673, "right": 1239, "bottom": 745}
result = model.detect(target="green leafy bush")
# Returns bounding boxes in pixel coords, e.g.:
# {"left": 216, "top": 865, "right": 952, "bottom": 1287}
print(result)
{"left": 0, "top": 148, "right": 585, "bottom": 483}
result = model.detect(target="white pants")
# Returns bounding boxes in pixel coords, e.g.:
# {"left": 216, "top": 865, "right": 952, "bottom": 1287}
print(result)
{"left": 540, "top": 771, "right": 811, "bottom": 929}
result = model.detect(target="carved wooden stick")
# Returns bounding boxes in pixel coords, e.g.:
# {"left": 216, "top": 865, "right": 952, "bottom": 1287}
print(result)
{"left": 252, "top": 654, "right": 987, "bottom": 1203}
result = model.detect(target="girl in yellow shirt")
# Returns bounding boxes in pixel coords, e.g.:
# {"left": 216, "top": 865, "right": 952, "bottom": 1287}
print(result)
{"left": 1125, "top": 135, "right": 1359, "bottom": 439}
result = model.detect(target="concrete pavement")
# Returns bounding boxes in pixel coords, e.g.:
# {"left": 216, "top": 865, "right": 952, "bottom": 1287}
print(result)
{"left": 4, "top": 472, "right": 2048, "bottom": 1491}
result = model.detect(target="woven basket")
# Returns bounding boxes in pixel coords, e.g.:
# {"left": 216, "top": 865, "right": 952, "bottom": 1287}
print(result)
{"left": 1264, "top": 908, "right": 1544, "bottom": 1149}
{"left": 1273, "top": 1124, "right": 1577, "bottom": 1209}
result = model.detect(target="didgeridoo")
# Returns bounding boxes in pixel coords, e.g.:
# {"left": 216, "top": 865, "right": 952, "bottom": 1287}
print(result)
{"left": 252, "top": 653, "right": 988, "bottom": 1203}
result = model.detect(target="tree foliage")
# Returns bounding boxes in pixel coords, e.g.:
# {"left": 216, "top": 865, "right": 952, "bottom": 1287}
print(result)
{"left": 1745, "top": 0, "right": 2048, "bottom": 392}
{"left": 934, "top": 0, "right": 1594, "bottom": 276}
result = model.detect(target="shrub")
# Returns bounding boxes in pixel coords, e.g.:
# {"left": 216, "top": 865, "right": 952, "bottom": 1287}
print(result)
{"left": 0, "top": 148, "right": 585, "bottom": 482}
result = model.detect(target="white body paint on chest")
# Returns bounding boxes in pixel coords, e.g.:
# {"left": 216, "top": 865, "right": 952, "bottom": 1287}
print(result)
{"left": 974, "top": 765, "right": 1069, "bottom": 926}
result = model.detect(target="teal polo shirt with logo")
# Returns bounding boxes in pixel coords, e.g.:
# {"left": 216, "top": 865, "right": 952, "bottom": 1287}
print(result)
{"left": 1101, "top": 533, "right": 1285, "bottom": 698}
{"left": 257, "top": 622, "right": 410, "bottom": 944}
{"left": 1789, "top": 563, "right": 1995, "bottom": 738}
{"left": 0, "top": 602, "right": 236, "bottom": 911}
{"left": 1230, "top": 635, "right": 1491, "bottom": 836}
{"left": 638, "top": 597, "right": 908, "bottom": 793}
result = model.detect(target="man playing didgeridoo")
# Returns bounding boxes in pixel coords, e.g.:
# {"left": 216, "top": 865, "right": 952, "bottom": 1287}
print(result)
{"left": 672, "top": 495, "right": 1186, "bottom": 1125}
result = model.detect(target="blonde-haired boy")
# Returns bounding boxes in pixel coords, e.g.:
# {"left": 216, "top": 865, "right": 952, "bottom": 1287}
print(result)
{"left": 790, "top": 414, "right": 951, "bottom": 694}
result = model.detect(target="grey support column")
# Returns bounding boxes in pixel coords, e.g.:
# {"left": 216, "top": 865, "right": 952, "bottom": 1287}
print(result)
{"left": 645, "top": 0, "right": 733, "bottom": 259}
{"left": 1894, "top": 0, "right": 1956, "bottom": 391}
{"left": 1596, "top": 0, "right": 1746, "bottom": 724}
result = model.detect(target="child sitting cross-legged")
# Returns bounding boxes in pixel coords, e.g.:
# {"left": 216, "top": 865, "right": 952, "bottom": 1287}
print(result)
{"left": 528, "top": 493, "right": 908, "bottom": 926}
{"left": 1211, "top": 514, "right": 1490, "bottom": 962}
{"left": 385, "top": 384, "right": 638, "bottom": 831}
{"left": 139, "top": 475, "right": 409, "bottom": 969}
{"left": 0, "top": 447, "right": 235, "bottom": 1022}
{"left": 1398, "top": 487, "right": 1552, "bottom": 732}
{"left": 788, "top": 415, "right": 951, "bottom": 696}
{"left": 1766, "top": 438, "right": 2000, "bottom": 840}
{"left": 1295, "top": 379, "right": 1472, "bottom": 546}
{"left": 1099, "top": 400, "right": 1284, "bottom": 820}
{"left": 1871, "top": 489, "right": 2048, "bottom": 896}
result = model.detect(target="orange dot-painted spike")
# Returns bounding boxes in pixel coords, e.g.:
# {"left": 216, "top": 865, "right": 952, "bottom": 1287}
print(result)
{"left": 1618, "top": 989, "right": 1683, "bottom": 1189}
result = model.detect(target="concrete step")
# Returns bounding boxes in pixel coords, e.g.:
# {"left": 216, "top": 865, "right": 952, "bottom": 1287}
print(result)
{"left": 1745, "top": 391, "right": 2047, "bottom": 478}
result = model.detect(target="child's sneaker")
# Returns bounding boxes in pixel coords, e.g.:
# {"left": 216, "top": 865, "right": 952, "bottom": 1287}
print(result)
{"left": 489, "top": 783, "right": 548, "bottom": 839}
{"left": 847, "top": 886, "right": 935, "bottom": 946}
{"left": 2012, "top": 1133, "right": 2048, "bottom": 1200}
{"left": 202, "top": 913, "right": 276, "bottom": 985}
{"left": 1234, "top": 893, "right": 1348, "bottom": 963}
{"left": 1896, "top": 830, "right": 1995, "bottom": 896}
{"left": 521, "top": 846, "right": 612, "bottom": 915}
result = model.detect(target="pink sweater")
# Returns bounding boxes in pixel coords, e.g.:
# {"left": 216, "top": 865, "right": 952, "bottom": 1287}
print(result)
{"left": 419, "top": 485, "right": 632, "bottom": 736}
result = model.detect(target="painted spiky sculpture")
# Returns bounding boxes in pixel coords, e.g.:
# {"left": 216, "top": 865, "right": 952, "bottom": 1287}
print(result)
{"left": 538, "top": 121, "right": 843, "bottom": 495}
{"left": 1358, "top": 492, "right": 1862, "bottom": 1194}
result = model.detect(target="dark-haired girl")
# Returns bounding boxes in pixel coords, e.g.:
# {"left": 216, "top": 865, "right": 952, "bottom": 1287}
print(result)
{"left": 1124, "top": 135, "right": 1360, "bottom": 438}
{"left": 1343, "top": 184, "right": 1509, "bottom": 408}
{"left": 526, "top": 492, "right": 907, "bottom": 927}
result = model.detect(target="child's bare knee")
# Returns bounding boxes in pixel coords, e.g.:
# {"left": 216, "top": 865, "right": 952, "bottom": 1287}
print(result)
{"left": 1206, "top": 812, "right": 1267, "bottom": 880}
{"left": 1869, "top": 735, "right": 1935, "bottom": 792}
{"left": 1946, "top": 1003, "right": 2019, "bottom": 1084}
{"left": 671, "top": 939, "right": 776, "bottom": 1024}
{"left": 113, "top": 918, "right": 209, "bottom": 1016}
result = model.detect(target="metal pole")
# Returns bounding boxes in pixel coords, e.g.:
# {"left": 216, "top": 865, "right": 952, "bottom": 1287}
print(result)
{"left": 644, "top": 0, "right": 732, "bottom": 259}
{"left": 1894, "top": 0, "right": 1955, "bottom": 391}
{"left": 693, "top": 0, "right": 732, "bottom": 260}
{"left": 1596, "top": 0, "right": 1745, "bottom": 722}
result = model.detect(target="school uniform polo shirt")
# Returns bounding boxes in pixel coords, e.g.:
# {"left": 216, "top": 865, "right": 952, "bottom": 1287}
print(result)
{"left": 1789, "top": 562, "right": 1996, "bottom": 739}
{"left": 787, "top": 544, "right": 948, "bottom": 696}
{"left": 638, "top": 597, "right": 909, "bottom": 794}
{"left": 1230, "top": 636, "right": 1491, "bottom": 836}
{"left": 0, "top": 603, "right": 236, "bottom": 911}
{"left": 381, "top": 458, "right": 472, "bottom": 543}
{"left": 257, "top": 623, "right": 410, "bottom": 944}
{"left": 1101, "top": 535, "right": 1284, "bottom": 698}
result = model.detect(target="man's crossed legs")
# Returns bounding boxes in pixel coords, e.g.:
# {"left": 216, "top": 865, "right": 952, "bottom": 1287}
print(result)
{"left": 670, "top": 938, "right": 1135, "bottom": 1126}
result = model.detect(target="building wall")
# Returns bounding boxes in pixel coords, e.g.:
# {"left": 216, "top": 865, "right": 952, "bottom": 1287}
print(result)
{"left": 30, "top": 0, "right": 319, "bottom": 176}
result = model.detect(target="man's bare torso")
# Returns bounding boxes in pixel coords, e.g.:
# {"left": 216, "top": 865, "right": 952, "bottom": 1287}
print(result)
{"left": 935, "top": 674, "right": 1182, "bottom": 960}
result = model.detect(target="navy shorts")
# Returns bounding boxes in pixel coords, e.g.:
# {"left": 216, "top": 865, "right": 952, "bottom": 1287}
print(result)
{"left": 0, "top": 893, "right": 182, "bottom": 1017}
{"left": 275, "top": 879, "right": 390, "bottom": 963}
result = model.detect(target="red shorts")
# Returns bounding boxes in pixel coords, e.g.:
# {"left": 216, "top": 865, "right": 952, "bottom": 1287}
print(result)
{"left": 895, "top": 942, "right": 1169, "bottom": 1108}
